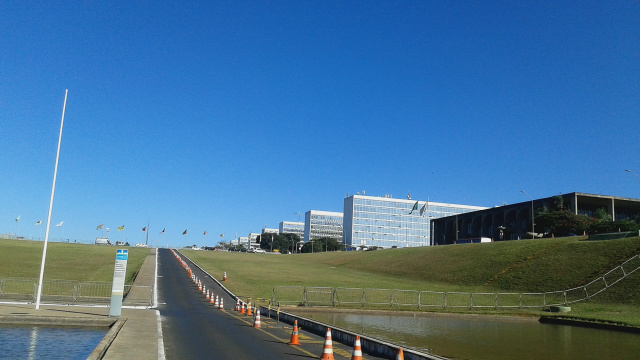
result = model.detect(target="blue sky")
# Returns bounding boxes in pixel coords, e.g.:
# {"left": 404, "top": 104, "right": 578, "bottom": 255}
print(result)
{"left": 1, "top": 1, "right": 639, "bottom": 247}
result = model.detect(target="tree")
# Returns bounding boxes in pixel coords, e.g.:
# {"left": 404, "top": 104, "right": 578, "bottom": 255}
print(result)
{"left": 535, "top": 210, "right": 593, "bottom": 236}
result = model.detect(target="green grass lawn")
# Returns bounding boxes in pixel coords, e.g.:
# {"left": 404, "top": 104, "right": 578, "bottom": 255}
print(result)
{"left": 181, "top": 236, "right": 640, "bottom": 326}
{"left": 0, "top": 238, "right": 149, "bottom": 284}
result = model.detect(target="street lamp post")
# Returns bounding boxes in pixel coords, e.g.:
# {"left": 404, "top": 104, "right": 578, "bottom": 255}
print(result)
{"left": 625, "top": 169, "right": 640, "bottom": 182}
{"left": 521, "top": 190, "right": 535, "bottom": 239}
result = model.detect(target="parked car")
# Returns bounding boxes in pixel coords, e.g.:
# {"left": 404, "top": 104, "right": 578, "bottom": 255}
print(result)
{"left": 254, "top": 248, "right": 266, "bottom": 254}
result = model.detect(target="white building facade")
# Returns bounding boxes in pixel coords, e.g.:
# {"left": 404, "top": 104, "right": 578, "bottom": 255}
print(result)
{"left": 304, "top": 210, "right": 343, "bottom": 243}
{"left": 343, "top": 195, "right": 487, "bottom": 249}
{"left": 279, "top": 221, "right": 305, "bottom": 239}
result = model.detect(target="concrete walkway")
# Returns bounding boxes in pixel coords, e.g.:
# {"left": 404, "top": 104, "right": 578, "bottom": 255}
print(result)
{"left": 0, "top": 248, "right": 161, "bottom": 360}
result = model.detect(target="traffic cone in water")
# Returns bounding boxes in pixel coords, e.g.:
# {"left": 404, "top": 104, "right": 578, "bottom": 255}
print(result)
{"left": 253, "top": 309, "right": 261, "bottom": 328}
{"left": 396, "top": 348, "right": 404, "bottom": 360}
{"left": 288, "top": 320, "right": 300, "bottom": 345}
{"left": 351, "top": 336, "right": 362, "bottom": 360}
{"left": 219, "top": 297, "right": 224, "bottom": 310}
{"left": 319, "top": 328, "right": 335, "bottom": 360}
{"left": 247, "top": 302, "right": 253, "bottom": 316}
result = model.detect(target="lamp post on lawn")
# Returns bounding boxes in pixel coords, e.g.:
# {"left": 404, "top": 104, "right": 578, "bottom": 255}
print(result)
{"left": 520, "top": 190, "right": 535, "bottom": 239}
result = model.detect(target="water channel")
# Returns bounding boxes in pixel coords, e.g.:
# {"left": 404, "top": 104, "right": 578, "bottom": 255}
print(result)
{"left": 0, "top": 325, "right": 106, "bottom": 360}
{"left": 289, "top": 309, "right": 640, "bottom": 360}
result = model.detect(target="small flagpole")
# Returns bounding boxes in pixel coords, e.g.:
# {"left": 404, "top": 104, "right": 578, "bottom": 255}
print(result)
{"left": 36, "top": 89, "right": 68, "bottom": 310}
{"left": 145, "top": 221, "right": 150, "bottom": 246}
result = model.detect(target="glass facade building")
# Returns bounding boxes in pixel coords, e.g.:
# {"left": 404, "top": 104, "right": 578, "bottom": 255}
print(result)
{"left": 279, "top": 221, "right": 305, "bottom": 239}
{"left": 343, "top": 195, "right": 487, "bottom": 249}
{"left": 304, "top": 210, "right": 344, "bottom": 243}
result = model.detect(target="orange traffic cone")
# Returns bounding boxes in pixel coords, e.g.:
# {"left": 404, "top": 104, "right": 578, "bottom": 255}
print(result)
{"left": 351, "top": 336, "right": 362, "bottom": 360}
{"left": 288, "top": 320, "right": 300, "bottom": 345}
{"left": 210, "top": 293, "right": 215, "bottom": 304}
{"left": 396, "top": 348, "right": 404, "bottom": 360}
{"left": 223, "top": 271, "right": 227, "bottom": 281}
{"left": 247, "top": 302, "right": 253, "bottom": 316}
{"left": 205, "top": 290, "right": 210, "bottom": 300}
{"left": 319, "top": 328, "right": 335, "bottom": 360}
{"left": 240, "top": 301, "right": 246, "bottom": 314}
{"left": 234, "top": 299, "right": 240, "bottom": 311}
{"left": 253, "top": 309, "right": 261, "bottom": 328}
{"left": 219, "top": 297, "right": 224, "bottom": 310}
{"left": 202, "top": 285, "right": 206, "bottom": 294}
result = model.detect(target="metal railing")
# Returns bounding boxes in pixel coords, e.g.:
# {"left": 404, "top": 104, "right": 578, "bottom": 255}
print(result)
{"left": 0, "top": 277, "right": 153, "bottom": 306}
{"left": 273, "top": 254, "right": 640, "bottom": 310}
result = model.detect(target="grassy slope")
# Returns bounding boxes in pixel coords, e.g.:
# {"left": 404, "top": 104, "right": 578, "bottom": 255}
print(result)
{"left": 182, "top": 236, "right": 640, "bottom": 325}
{"left": 0, "top": 239, "right": 148, "bottom": 283}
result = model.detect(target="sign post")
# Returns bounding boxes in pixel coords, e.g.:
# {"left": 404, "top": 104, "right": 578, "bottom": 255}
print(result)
{"left": 109, "top": 249, "right": 128, "bottom": 317}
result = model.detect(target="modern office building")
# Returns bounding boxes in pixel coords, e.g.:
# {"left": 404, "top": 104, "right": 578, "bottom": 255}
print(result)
{"left": 431, "top": 192, "right": 640, "bottom": 244}
{"left": 343, "top": 194, "right": 487, "bottom": 249}
{"left": 247, "top": 233, "right": 261, "bottom": 250}
{"left": 304, "top": 210, "right": 344, "bottom": 243}
{"left": 279, "top": 221, "right": 305, "bottom": 239}
{"left": 262, "top": 228, "right": 279, "bottom": 234}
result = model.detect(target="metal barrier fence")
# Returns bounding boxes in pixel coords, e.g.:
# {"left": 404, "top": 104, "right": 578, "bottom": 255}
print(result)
{"left": 273, "top": 254, "right": 640, "bottom": 310}
{"left": 0, "top": 277, "right": 153, "bottom": 306}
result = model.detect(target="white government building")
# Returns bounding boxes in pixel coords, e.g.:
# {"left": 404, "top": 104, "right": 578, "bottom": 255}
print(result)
{"left": 304, "top": 210, "right": 344, "bottom": 243}
{"left": 343, "top": 194, "right": 487, "bottom": 249}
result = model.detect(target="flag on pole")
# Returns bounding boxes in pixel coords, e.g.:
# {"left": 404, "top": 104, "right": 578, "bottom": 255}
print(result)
{"left": 219, "top": 232, "right": 224, "bottom": 237}
{"left": 56, "top": 221, "right": 64, "bottom": 227}
{"left": 182, "top": 229, "right": 187, "bottom": 235}
{"left": 34, "top": 220, "right": 42, "bottom": 225}
{"left": 118, "top": 225, "right": 125, "bottom": 231}
{"left": 15, "top": 216, "right": 20, "bottom": 223}
{"left": 142, "top": 226, "right": 146, "bottom": 232}
{"left": 160, "top": 228, "right": 165, "bottom": 234}
{"left": 420, "top": 202, "right": 428, "bottom": 216}
{"left": 409, "top": 201, "right": 419, "bottom": 214}
{"left": 97, "top": 224, "right": 104, "bottom": 230}
{"left": 203, "top": 231, "right": 208, "bottom": 236}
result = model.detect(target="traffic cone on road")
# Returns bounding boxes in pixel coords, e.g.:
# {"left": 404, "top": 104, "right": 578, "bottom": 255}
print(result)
{"left": 234, "top": 299, "right": 240, "bottom": 311}
{"left": 202, "top": 285, "right": 206, "bottom": 294}
{"left": 288, "top": 320, "right": 300, "bottom": 345}
{"left": 219, "top": 297, "right": 224, "bottom": 310}
{"left": 351, "top": 336, "right": 362, "bottom": 360}
{"left": 240, "top": 301, "right": 246, "bottom": 314}
{"left": 319, "top": 328, "right": 335, "bottom": 360}
{"left": 210, "top": 293, "right": 215, "bottom": 304}
{"left": 253, "top": 309, "right": 261, "bottom": 328}
{"left": 214, "top": 295, "right": 219, "bottom": 307}
{"left": 396, "top": 348, "right": 404, "bottom": 360}
{"left": 247, "top": 302, "right": 253, "bottom": 316}
{"left": 205, "top": 290, "right": 210, "bottom": 300}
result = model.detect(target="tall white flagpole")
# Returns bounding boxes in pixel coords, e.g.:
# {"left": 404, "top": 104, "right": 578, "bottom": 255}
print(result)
{"left": 36, "top": 89, "right": 68, "bottom": 310}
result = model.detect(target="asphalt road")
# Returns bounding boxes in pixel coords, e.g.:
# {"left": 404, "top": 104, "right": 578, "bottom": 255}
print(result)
{"left": 156, "top": 248, "right": 368, "bottom": 360}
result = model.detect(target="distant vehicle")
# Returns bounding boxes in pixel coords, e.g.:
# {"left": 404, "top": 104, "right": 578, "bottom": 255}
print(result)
{"left": 454, "top": 237, "right": 492, "bottom": 245}
{"left": 96, "top": 237, "right": 111, "bottom": 245}
{"left": 135, "top": 243, "right": 148, "bottom": 247}
{"left": 254, "top": 249, "right": 266, "bottom": 254}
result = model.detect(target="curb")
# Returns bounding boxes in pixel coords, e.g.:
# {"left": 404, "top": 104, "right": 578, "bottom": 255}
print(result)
{"left": 88, "top": 318, "right": 127, "bottom": 360}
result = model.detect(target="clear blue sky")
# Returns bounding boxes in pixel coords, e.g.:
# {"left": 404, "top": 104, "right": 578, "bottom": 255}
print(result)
{"left": 1, "top": 1, "right": 639, "bottom": 247}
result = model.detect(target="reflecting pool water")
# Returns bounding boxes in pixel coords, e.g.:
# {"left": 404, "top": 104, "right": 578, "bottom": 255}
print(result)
{"left": 290, "top": 310, "right": 640, "bottom": 360}
{"left": 0, "top": 325, "right": 107, "bottom": 360}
